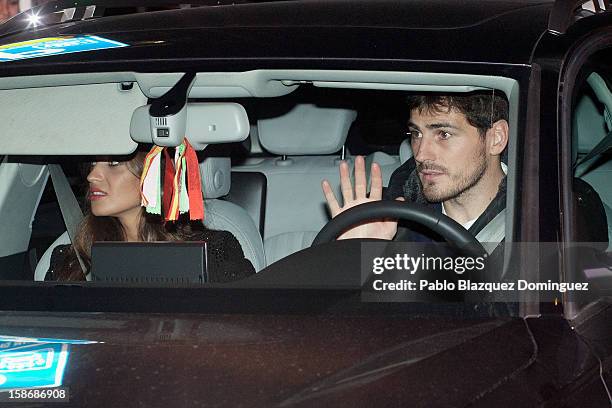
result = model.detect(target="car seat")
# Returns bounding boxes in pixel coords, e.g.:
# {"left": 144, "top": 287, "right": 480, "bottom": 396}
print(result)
{"left": 233, "top": 104, "right": 359, "bottom": 266}
{"left": 0, "top": 158, "right": 49, "bottom": 279}
{"left": 199, "top": 156, "right": 265, "bottom": 271}
{"left": 398, "top": 138, "right": 414, "bottom": 164}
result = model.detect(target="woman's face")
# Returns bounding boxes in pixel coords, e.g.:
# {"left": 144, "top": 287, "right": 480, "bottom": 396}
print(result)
{"left": 86, "top": 159, "right": 142, "bottom": 219}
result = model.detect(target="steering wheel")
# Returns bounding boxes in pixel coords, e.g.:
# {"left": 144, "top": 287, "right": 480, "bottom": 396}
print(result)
{"left": 312, "top": 201, "right": 487, "bottom": 258}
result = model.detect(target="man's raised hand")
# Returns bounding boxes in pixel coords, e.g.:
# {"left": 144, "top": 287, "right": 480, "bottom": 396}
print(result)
{"left": 321, "top": 155, "right": 402, "bottom": 240}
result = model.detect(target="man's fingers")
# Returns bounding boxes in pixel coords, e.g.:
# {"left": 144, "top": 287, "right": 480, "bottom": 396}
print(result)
{"left": 321, "top": 180, "right": 341, "bottom": 216}
{"left": 369, "top": 162, "right": 383, "bottom": 200}
{"left": 339, "top": 161, "right": 354, "bottom": 204}
{"left": 395, "top": 196, "right": 405, "bottom": 201}
{"left": 354, "top": 155, "right": 367, "bottom": 199}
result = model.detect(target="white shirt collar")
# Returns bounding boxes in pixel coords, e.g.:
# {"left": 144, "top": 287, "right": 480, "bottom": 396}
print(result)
{"left": 441, "top": 204, "right": 477, "bottom": 230}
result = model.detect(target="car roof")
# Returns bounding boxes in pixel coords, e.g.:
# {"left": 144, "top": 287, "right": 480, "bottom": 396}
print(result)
{"left": 0, "top": 0, "right": 559, "bottom": 74}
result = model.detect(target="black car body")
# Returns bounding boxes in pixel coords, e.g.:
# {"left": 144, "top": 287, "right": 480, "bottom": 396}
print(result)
{"left": 0, "top": 0, "right": 610, "bottom": 406}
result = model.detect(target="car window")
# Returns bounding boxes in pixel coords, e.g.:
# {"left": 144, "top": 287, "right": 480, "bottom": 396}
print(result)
{"left": 0, "top": 75, "right": 525, "bottom": 317}
{"left": 571, "top": 69, "right": 612, "bottom": 248}
{"left": 567, "top": 50, "right": 612, "bottom": 310}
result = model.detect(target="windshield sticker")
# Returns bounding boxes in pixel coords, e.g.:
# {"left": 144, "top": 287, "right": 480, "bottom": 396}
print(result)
{"left": 0, "top": 35, "right": 128, "bottom": 62}
{"left": 0, "top": 342, "right": 69, "bottom": 390}
{"left": 0, "top": 335, "right": 98, "bottom": 345}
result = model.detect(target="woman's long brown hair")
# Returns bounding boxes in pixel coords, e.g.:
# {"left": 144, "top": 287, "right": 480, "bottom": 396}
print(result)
{"left": 55, "top": 149, "right": 205, "bottom": 281}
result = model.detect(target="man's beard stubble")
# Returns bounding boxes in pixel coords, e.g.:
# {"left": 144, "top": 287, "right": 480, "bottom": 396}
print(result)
{"left": 419, "top": 146, "right": 488, "bottom": 203}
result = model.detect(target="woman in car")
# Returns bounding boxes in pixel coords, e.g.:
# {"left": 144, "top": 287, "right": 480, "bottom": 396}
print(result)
{"left": 45, "top": 147, "right": 255, "bottom": 282}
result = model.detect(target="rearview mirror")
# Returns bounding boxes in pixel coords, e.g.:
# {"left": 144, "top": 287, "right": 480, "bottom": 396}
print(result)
{"left": 130, "top": 102, "right": 250, "bottom": 150}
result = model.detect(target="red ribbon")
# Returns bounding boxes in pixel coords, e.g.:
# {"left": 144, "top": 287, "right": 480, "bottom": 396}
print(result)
{"left": 152, "top": 140, "right": 205, "bottom": 222}
{"left": 184, "top": 139, "right": 204, "bottom": 221}
{"left": 162, "top": 148, "right": 175, "bottom": 222}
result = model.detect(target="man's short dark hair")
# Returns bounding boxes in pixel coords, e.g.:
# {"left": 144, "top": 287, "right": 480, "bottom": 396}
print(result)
{"left": 406, "top": 91, "right": 509, "bottom": 135}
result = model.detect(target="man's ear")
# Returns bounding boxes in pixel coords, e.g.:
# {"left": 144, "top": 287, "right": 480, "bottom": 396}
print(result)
{"left": 487, "top": 119, "right": 509, "bottom": 155}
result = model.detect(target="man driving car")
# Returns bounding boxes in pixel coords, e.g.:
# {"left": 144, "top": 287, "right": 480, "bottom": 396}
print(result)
{"left": 321, "top": 91, "right": 509, "bottom": 242}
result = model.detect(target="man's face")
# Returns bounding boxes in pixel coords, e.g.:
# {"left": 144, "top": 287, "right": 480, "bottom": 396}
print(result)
{"left": 408, "top": 107, "right": 488, "bottom": 202}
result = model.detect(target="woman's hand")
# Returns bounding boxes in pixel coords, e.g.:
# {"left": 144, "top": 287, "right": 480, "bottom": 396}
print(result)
{"left": 321, "top": 155, "right": 403, "bottom": 240}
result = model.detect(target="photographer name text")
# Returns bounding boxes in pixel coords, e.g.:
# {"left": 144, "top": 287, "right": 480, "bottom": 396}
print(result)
{"left": 372, "top": 279, "right": 589, "bottom": 293}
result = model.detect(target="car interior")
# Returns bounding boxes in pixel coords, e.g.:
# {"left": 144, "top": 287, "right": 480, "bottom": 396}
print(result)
{"left": 0, "top": 68, "right": 609, "bottom": 295}
{"left": 573, "top": 70, "right": 612, "bottom": 248}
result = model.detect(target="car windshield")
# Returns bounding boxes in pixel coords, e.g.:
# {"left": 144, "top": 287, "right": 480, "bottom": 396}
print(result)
{"left": 0, "top": 66, "right": 530, "bottom": 310}
{"left": 0, "top": 63, "right": 609, "bottom": 319}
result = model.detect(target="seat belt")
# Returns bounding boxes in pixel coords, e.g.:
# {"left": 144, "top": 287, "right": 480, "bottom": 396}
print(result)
{"left": 475, "top": 208, "right": 506, "bottom": 255}
{"left": 575, "top": 72, "right": 612, "bottom": 176}
{"left": 48, "top": 164, "right": 90, "bottom": 281}
{"left": 574, "top": 128, "right": 612, "bottom": 176}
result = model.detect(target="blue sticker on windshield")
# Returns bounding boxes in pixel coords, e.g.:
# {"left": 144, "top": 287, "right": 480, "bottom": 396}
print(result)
{"left": 0, "top": 342, "right": 69, "bottom": 389}
{"left": 0, "top": 35, "right": 128, "bottom": 62}
{"left": 0, "top": 335, "right": 98, "bottom": 345}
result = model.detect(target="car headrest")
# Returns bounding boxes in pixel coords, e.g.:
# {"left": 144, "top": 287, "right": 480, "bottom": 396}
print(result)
{"left": 200, "top": 157, "right": 231, "bottom": 199}
{"left": 399, "top": 139, "right": 413, "bottom": 164}
{"left": 572, "top": 73, "right": 612, "bottom": 162}
{"left": 257, "top": 104, "right": 357, "bottom": 155}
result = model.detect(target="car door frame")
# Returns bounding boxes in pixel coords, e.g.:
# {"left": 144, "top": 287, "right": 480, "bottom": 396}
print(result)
{"left": 557, "top": 26, "right": 612, "bottom": 320}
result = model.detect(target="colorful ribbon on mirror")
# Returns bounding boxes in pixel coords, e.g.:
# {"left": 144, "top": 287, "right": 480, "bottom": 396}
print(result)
{"left": 140, "top": 139, "right": 204, "bottom": 221}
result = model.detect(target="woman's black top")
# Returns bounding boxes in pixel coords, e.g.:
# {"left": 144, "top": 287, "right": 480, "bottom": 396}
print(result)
{"left": 45, "top": 230, "right": 255, "bottom": 283}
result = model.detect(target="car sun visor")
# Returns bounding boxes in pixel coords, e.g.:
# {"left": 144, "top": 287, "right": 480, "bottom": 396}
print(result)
{"left": 0, "top": 83, "right": 144, "bottom": 155}
{"left": 130, "top": 102, "right": 250, "bottom": 150}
